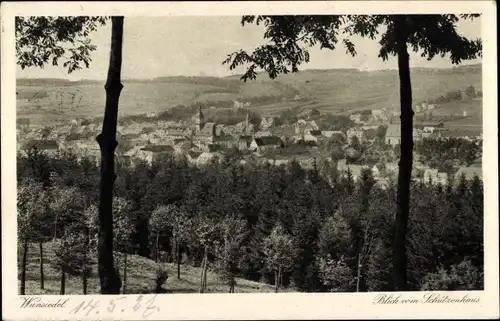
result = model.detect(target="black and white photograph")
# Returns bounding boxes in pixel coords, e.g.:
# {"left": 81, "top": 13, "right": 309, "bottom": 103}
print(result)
{"left": 1, "top": 1, "right": 499, "bottom": 320}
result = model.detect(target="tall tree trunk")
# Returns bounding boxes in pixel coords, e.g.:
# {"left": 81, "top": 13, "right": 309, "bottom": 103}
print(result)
{"left": 53, "top": 216, "right": 58, "bottom": 241}
{"left": 199, "top": 246, "right": 208, "bottom": 293}
{"left": 278, "top": 267, "right": 282, "bottom": 292}
{"left": 279, "top": 268, "right": 283, "bottom": 289}
{"left": 97, "top": 16, "right": 124, "bottom": 295}
{"left": 39, "top": 242, "right": 44, "bottom": 290}
{"left": 83, "top": 226, "right": 89, "bottom": 295}
{"left": 176, "top": 241, "right": 181, "bottom": 279}
{"left": 20, "top": 238, "right": 28, "bottom": 295}
{"left": 155, "top": 233, "right": 160, "bottom": 262}
{"left": 60, "top": 270, "right": 66, "bottom": 295}
{"left": 122, "top": 252, "right": 128, "bottom": 294}
{"left": 203, "top": 251, "right": 208, "bottom": 292}
{"left": 274, "top": 270, "right": 278, "bottom": 293}
{"left": 393, "top": 15, "right": 413, "bottom": 292}
{"left": 356, "top": 253, "right": 362, "bottom": 292}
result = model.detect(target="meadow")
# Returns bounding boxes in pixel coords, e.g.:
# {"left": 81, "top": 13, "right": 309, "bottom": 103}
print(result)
{"left": 19, "top": 242, "right": 277, "bottom": 295}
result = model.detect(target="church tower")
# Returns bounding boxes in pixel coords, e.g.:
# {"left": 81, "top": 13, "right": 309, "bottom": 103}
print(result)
{"left": 245, "top": 109, "right": 249, "bottom": 127}
{"left": 194, "top": 105, "right": 205, "bottom": 132}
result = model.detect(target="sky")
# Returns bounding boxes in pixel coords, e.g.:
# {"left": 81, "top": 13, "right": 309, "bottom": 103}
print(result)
{"left": 16, "top": 16, "right": 482, "bottom": 80}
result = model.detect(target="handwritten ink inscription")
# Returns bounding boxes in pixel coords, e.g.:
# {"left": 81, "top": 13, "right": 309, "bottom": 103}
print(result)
{"left": 68, "top": 295, "right": 160, "bottom": 318}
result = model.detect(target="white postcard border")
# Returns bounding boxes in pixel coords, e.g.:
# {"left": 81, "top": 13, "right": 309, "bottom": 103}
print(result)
{"left": 1, "top": 1, "right": 498, "bottom": 320}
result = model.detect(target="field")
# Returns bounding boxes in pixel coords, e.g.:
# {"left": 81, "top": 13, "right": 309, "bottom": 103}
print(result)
{"left": 19, "top": 242, "right": 278, "bottom": 295}
{"left": 16, "top": 64, "right": 482, "bottom": 126}
{"left": 432, "top": 98, "right": 483, "bottom": 128}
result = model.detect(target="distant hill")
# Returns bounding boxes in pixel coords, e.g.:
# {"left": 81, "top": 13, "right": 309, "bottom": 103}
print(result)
{"left": 16, "top": 64, "right": 482, "bottom": 126}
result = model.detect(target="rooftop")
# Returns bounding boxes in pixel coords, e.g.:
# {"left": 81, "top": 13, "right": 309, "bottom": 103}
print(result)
{"left": 141, "top": 145, "right": 175, "bottom": 153}
{"left": 254, "top": 136, "right": 283, "bottom": 146}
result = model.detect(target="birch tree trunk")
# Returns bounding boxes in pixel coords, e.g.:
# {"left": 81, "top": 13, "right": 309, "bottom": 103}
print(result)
{"left": 176, "top": 241, "right": 181, "bottom": 279}
{"left": 97, "top": 16, "right": 125, "bottom": 295}
{"left": 393, "top": 15, "right": 413, "bottom": 292}
{"left": 356, "top": 254, "right": 362, "bottom": 292}
{"left": 156, "top": 233, "right": 160, "bottom": 263}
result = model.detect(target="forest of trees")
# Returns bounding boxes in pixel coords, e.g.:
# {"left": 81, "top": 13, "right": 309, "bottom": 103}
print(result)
{"left": 17, "top": 148, "right": 484, "bottom": 294}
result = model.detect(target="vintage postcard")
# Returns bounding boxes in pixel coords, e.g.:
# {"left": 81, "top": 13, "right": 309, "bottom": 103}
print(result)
{"left": 1, "top": 1, "right": 499, "bottom": 320}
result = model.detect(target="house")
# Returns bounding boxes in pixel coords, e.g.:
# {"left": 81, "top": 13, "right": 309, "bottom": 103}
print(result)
{"left": 250, "top": 136, "right": 283, "bottom": 153}
{"left": 336, "top": 163, "right": 366, "bottom": 182}
{"left": 214, "top": 135, "right": 236, "bottom": 149}
{"left": 233, "top": 100, "right": 244, "bottom": 109}
{"left": 237, "top": 135, "right": 254, "bottom": 151}
{"left": 346, "top": 128, "right": 366, "bottom": 145}
{"left": 137, "top": 145, "right": 175, "bottom": 165}
{"left": 322, "top": 130, "right": 344, "bottom": 139}
{"left": 196, "top": 152, "right": 224, "bottom": 166}
{"left": 418, "top": 121, "right": 444, "bottom": 129}
{"left": 304, "top": 130, "right": 322, "bottom": 143}
{"left": 385, "top": 124, "right": 400, "bottom": 146}
{"left": 349, "top": 114, "right": 363, "bottom": 124}
{"left": 294, "top": 120, "right": 320, "bottom": 136}
{"left": 423, "top": 126, "right": 436, "bottom": 133}
{"left": 454, "top": 166, "right": 483, "bottom": 181}
{"left": 371, "top": 109, "right": 384, "bottom": 119}
{"left": 186, "top": 150, "right": 203, "bottom": 165}
{"left": 215, "top": 124, "right": 226, "bottom": 136}
{"left": 423, "top": 169, "right": 438, "bottom": 184}
{"left": 427, "top": 104, "right": 436, "bottom": 110}
{"left": 268, "top": 159, "right": 289, "bottom": 166}
{"left": 423, "top": 169, "right": 448, "bottom": 185}
{"left": 260, "top": 117, "right": 276, "bottom": 130}
{"left": 173, "top": 139, "right": 192, "bottom": 155}
{"left": 415, "top": 105, "right": 422, "bottom": 113}
{"left": 437, "top": 173, "right": 449, "bottom": 185}
{"left": 413, "top": 129, "right": 424, "bottom": 142}
{"left": 254, "top": 131, "right": 272, "bottom": 138}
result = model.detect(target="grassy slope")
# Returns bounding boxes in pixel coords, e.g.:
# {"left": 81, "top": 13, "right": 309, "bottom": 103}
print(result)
{"left": 16, "top": 65, "right": 482, "bottom": 126}
{"left": 19, "top": 242, "right": 277, "bottom": 295}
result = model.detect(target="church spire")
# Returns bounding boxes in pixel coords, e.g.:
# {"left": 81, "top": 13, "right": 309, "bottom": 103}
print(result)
{"left": 196, "top": 105, "right": 204, "bottom": 131}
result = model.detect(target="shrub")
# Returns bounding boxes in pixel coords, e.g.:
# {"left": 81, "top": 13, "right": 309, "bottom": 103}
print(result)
{"left": 420, "top": 260, "right": 483, "bottom": 291}
{"left": 154, "top": 264, "right": 169, "bottom": 293}
{"left": 318, "top": 255, "right": 355, "bottom": 292}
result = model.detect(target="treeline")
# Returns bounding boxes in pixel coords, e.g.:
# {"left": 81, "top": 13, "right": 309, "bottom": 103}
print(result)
{"left": 415, "top": 138, "right": 481, "bottom": 171}
{"left": 424, "top": 85, "right": 482, "bottom": 106}
{"left": 17, "top": 148, "right": 483, "bottom": 293}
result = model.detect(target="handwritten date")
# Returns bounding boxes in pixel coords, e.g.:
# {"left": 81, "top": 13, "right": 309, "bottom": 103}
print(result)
{"left": 69, "top": 295, "right": 160, "bottom": 318}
